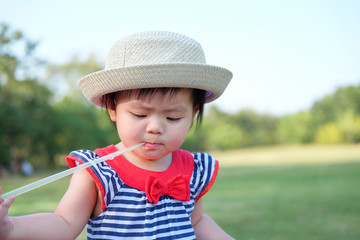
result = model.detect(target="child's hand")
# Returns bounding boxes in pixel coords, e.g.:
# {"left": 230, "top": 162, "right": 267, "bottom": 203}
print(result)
{"left": 0, "top": 187, "right": 15, "bottom": 239}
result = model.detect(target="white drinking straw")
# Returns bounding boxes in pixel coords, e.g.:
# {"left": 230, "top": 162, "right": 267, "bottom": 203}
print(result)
{"left": 1, "top": 143, "right": 145, "bottom": 200}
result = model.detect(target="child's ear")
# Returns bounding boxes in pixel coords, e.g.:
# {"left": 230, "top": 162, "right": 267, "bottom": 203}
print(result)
{"left": 107, "top": 108, "right": 117, "bottom": 122}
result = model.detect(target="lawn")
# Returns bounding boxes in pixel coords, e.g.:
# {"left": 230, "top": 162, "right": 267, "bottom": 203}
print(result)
{"left": 205, "top": 161, "right": 360, "bottom": 239}
{"left": 1, "top": 144, "right": 360, "bottom": 239}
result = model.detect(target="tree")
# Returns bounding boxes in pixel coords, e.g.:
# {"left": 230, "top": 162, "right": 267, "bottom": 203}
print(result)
{"left": 311, "top": 85, "right": 360, "bottom": 127}
{"left": 44, "top": 54, "right": 118, "bottom": 154}
{"left": 232, "top": 109, "right": 278, "bottom": 147}
{"left": 276, "top": 111, "right": 314, "bottom": 144}
{"left": 0, "top": 22, "right": 117, "bottom": 169}
{"left": 335, "top": 109, "right": 360, "bottom": 143}
{"left": 310, "top": 84, "right": 360, "bottom": 144}
{"left": 44, "top": 54, "right": 102, "bottom": 102}
{"left": 314, "top": 123, "right": 343, "bottom": 144}
{"left": 0, "top": 22, "right": 55, "bottom": 167}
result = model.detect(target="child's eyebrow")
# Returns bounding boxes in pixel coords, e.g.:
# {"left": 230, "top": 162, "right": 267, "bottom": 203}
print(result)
{"left": 164, "top": 105, "right": 188, "bottom": 113}
{"left": 129, "top": 102, "right": 189, "bottom": 113}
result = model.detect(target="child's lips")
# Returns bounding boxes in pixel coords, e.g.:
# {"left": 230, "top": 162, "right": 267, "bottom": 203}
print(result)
{"left": 144, "top": 142, "right": 160, "bottom": 150}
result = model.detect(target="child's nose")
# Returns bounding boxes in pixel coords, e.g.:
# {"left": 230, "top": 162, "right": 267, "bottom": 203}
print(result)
{"left": 146, "top": 117, "right": 164, "bottom": 134}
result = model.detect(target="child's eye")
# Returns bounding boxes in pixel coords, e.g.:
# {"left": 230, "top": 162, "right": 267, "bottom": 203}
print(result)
{"left": 167, "top": 117, "right": 181, "bottom": 121}
{"left": 131, "top": 113, "right": 146, "bottom": 118}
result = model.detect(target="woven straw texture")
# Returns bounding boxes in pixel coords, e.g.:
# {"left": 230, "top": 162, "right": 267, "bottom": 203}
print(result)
{"left": 79, "top": 31, "right": 232, "bottom": 106}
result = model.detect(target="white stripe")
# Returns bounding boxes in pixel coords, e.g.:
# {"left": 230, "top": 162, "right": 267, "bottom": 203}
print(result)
{"left": 71, "top": 149, "right": 216, "bottom": 239}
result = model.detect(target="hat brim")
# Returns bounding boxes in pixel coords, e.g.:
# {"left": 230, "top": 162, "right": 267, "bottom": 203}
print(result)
{"left": 79, "top": 63, "right": 233, "bottom": 107}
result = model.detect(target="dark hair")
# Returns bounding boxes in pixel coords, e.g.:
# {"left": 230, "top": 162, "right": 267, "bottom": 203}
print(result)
{"left": 102, "top": 88, "right": 206, "bottom": 125}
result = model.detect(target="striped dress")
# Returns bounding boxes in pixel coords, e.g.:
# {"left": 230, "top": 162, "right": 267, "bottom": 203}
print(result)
{"left": 66, "top": 145, "right": 218, "bottom": 240}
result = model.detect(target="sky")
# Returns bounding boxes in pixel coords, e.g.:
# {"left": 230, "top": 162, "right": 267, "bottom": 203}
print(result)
{"left": 1, "top": 0, "right": 360, "bottom": 116}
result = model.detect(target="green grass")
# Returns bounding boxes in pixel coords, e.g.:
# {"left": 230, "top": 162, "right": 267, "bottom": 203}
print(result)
{"left": 1, "top": 171, "right": 71, "bottom": 215}
{"left": 205, "top": 162, "right": 360, "bottom": 240}
{"left": 1, "top": 145, "right": 360, "bottom": 239}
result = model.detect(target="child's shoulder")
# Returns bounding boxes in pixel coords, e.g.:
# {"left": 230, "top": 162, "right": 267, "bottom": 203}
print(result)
{"left": 67, "top": 145, "right": 116, "bottom": 159}
{"left": 66, "top": 148, "right": 99, "bottom": 168}
{"left": 191, "top": 151, "right": 216, "bottom": 162}
{"left": 177, "top": 149, "right": 217, "bottom": 173}
{"left": 176, "top": 149, "right": 215, "bottom": 163}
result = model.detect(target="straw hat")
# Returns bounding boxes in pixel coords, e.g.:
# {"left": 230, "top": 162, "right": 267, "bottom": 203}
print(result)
{"left": 79, "top": 31, "right": 233, "bottom": 107}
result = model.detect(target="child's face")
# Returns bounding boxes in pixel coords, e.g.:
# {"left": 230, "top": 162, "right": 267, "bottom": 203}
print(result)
{"left": 108, "top": 89, "right": 196, "bottom": 162}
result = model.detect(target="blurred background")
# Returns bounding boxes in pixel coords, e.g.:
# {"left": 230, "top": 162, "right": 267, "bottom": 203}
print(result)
{"left": 1, "top": 1, "right": 360, "bottom": 239}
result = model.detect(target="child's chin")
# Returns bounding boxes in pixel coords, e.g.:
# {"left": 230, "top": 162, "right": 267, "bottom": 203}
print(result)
{"left": 141, "top": 151, "right": 171, "bottom": 161}
{"left": 142, "top": 154, "right": 165, "bottom": 161}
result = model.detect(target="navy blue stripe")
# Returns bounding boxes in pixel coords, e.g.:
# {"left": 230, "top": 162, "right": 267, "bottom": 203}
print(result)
{"left": 99, "top": 210, "right": 190, "bottom": 223}
{"left": 191, "top": 159, "right": 199, "bottom": 192}
{"left": 101, "top": 207, "right": 188, "bottom": 222}
{"left": 157, "top": 230, "right": 196, "bottom": 240}
{"left": 203, "top": 153, "right": 213, "bottom": 193}
{"left": 101, "top": 214, "right": 146, "bottom": 221}
{"left": 77, "top": 149, "right": 214, "bottom": 239}
{"left": 111, "top": 198, "right": 147, "bottom": 205}
{"left": 88, "top": 222, "right": 194, "bottom": 238}
{"left": 70, "top": 152, "right": 108, "bottom": 195}
{"left": 92, "top": 216, "right": 190, "bottom": 230}
{"left": 191, "top": 153, "right": 202, "bottom": 195}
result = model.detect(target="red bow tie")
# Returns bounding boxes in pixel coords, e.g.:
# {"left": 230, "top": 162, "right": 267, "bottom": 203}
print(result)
{"left": 145, "top": 174, "right": 190, "bottom": 204}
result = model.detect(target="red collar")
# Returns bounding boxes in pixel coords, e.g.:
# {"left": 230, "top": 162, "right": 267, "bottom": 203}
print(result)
{"left": 94, "top": 145, "right": 194, "bottom": 192}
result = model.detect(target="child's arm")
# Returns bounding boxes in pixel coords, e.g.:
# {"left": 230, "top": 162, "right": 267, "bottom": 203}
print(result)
{"left": 0, "top": 169, "right": 97, "bottom": 239}
{"left": 191, "top": 198, "right": 235, "bottom": 240}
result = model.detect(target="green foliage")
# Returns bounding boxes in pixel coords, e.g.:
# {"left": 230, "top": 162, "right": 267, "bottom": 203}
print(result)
{"left": 183, "top": 83, "right": 360, "bottom": 151}
{"left": 336, "top": 109, "right": 360, "bottom": 143}
{"left": 183, "top": 107, "right": 278, "bottom": 152}
{"left": 0, "top": 22, "right": 54, "bottom": 167}
{"left": 45, "top": 54, "right": 102, "bottom": 100}
{"left": 314, "top": 123, "right": 343, "bottom": 144}
{"left": 1, "top": 22, "right": 360, "bottom": 169}
{"left": 52, "top": 96, "right": 118, "bottom": 153}
{"left": 276, "top": 111, "right": 313, "bottom": 144}
{"left": 311, "top": 85, "right": 360, "bottom": 126}
{"left": 0, "top": 23, "right": 115, "bottom": 169}
{"left": 309, "top": 85, "right": 360, "bottom": 144}
{"left": 232, "top": 109, "right": 278, "bottom": 146}
{"left": 203, "top": 107, "right": 246, "bottom": 150}
{"left": 182, "top": 125, "right": 207, "bottom": 151}
{"left": 206, "top": 120, "right": 245, "bottom": 150}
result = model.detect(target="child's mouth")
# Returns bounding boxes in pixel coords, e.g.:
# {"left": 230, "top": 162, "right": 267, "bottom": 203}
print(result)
{"left": 144, "top": 142, "right": 160, "bottom": 150}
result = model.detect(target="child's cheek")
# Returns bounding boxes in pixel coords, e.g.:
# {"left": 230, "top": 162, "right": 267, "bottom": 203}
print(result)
{"left": 171, "top": 132, "right": 188, "bottom": 148}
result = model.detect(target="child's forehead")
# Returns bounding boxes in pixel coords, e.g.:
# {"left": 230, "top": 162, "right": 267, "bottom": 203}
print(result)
{"left": 117, "top": 88, "right": 193, "bottom": 101}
